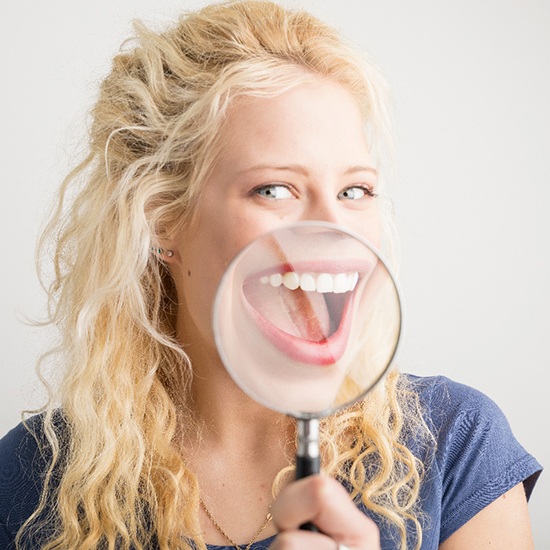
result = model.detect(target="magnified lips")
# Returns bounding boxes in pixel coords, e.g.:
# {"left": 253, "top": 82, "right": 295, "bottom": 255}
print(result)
{"left": 242, "top": 261, "right": 367, "bottom": 365}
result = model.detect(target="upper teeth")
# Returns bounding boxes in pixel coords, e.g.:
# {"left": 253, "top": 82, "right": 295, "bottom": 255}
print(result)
{"left": 260, "top": 272, "right": 359, "bottom": 293}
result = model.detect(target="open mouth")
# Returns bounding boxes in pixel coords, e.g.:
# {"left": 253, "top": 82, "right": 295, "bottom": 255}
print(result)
{"left": 242, "top": 261, "right": 366, "bottom": 366}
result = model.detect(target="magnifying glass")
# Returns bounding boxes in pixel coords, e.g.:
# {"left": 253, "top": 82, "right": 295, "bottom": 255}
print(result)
{"left": 213, "top": 221, "right": 402, "bottom": 525}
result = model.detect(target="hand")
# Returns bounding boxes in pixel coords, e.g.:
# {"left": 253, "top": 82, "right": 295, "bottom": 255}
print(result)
{"left": 269, "top": 474, "right": 380, "bottom": 550}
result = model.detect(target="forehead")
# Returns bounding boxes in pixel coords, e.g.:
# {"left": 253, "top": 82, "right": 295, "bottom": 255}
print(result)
{"left": 215, "top": 78, "right": 370, "bottom": 168}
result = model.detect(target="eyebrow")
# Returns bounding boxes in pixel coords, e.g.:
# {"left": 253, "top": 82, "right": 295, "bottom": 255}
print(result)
{"left": 237, "top": 164, "right": 378, "bottom": 176}
{"left": 343, "top": 165, "right": 378, "bottom": 176}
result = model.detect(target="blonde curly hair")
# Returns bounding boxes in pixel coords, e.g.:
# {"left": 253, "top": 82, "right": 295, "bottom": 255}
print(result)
{"left": 19, "top": 2, "right": 430, "bottom": 549}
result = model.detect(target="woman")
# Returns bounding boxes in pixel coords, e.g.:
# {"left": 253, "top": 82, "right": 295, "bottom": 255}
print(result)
{"left": 0, "top": 1, "right": 541, "bottom": 549}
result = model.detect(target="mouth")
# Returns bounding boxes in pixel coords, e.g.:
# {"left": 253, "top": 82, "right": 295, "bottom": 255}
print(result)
{"left": 242, "top": 261, "right": 368, "bottom": 366}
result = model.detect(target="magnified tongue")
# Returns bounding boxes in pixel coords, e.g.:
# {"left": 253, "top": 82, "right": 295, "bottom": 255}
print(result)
{"left": 244, "top": 280, "right": 330, "bottom": 341}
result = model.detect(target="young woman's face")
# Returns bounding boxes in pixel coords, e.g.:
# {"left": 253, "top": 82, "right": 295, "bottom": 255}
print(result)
{"left": 170, "top": 78, "right": 381, "bottom": 357}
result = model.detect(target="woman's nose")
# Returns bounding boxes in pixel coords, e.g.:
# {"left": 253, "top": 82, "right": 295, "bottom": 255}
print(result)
{"left": 301, "top": 196, "right": 341, "bottom": 225}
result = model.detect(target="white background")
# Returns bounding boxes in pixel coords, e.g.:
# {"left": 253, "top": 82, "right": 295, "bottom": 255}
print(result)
{"left": 0, "top": 0, "right": 548, "bottom": 546}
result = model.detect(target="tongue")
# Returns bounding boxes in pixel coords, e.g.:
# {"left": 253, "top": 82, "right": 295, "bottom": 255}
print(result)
{"left": 244, "top": 281, "right": 330, "bottom": 341}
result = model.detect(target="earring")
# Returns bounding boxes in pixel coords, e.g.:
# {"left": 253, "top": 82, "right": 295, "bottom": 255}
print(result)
{"left": 150, "top": 246, "right": 174, "bottom": 258}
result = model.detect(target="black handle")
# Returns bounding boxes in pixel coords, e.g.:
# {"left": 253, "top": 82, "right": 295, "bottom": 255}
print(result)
{"left": 296, "top": 454, "right": 320, "bottom": 479}
{"left": 296, "top": 419, "right": 321, "bottom": 531}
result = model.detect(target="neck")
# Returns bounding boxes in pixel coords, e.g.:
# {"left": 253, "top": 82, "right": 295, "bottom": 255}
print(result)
{"left": 173, "top": 333, "right": 293, "bottom": 545}
{"left": 172, "top": 338, "right": 292, "bottom": 455}
{"left": 192, "top": 364, "right": 292, "bottom": 452}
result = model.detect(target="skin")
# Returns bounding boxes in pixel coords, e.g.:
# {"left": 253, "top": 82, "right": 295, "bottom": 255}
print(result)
{"left": 164, "top": 77, "right": 534, "bottom": 549}
{"left": 169, "top": 78, "right": 380, "bottom": 369}
{"left": 439, "top": 483, "right": 534, "bottom": 550}
{"left": 271, "top": 478, "right": 534, "bottom": 550}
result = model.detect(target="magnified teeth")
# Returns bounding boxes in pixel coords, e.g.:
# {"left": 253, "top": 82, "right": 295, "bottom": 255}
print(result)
{"left": 299, "top": 273, "right": 316, "bottom": 291}
{"left": 316, "top": 273, "right": 333, "bottom": 293}
{"left": 262, "top": 271, "right": 359, "bottom": 293}
{"left": 269, "top": 273, "right": 283, "bottom": 287}
{"left": 283, "top": 271, "right": 300, "bottom": 290}
{"left": 333, "top": 273, "right": 348, "bottom": 293}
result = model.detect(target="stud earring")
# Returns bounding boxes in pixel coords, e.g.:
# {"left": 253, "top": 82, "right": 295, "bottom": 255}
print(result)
{"left": 150, "top": 246, "right": 174, "bottom": 258}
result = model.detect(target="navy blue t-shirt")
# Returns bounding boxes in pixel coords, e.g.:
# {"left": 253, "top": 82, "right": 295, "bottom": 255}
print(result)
{"left": 0, "top": 375, "right": 542, "bottom": 549}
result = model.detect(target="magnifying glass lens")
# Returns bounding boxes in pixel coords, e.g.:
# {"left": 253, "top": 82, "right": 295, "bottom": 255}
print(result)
{"left": 213, "top": 222, "right": 402, "bottom": 418}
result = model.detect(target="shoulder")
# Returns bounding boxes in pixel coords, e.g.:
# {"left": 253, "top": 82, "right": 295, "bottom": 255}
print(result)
{"left": 0, "top": 413, "right": 64, "bottom": 543}
{"left": 402, "top": 374, "right": 529, "bottom": 451}
{"left": 403, "top": 373, "right": 501, "bottom": 418}
{"left": 403, "top": 374, "right": 541, "bottom": 486}
{"left": 402, "top": 374, "right": 542, "bottom": 542}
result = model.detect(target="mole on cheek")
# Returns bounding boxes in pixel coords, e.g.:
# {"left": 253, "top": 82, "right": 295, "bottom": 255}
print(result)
{"left": 187, "top": 270, "right": 191, "bottom": 277}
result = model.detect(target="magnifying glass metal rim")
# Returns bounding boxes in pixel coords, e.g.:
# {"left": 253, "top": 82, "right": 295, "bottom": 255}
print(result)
{"left": 212, "top": 220, "right": 404, "bottom": 419}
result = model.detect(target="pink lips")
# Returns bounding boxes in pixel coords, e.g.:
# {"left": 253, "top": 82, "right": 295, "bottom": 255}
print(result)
{"left": 242, "top": 259, "right": 371, "bottom": 366}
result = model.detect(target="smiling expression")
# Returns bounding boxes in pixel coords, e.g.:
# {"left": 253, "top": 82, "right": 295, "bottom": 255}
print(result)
{"left": 167, "top": 77, "right": 382, "bottom": 364}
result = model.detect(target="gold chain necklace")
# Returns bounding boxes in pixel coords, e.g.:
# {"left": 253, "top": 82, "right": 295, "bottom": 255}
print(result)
{"left": 199, "top": 498, "right": 273, "bottom": 550}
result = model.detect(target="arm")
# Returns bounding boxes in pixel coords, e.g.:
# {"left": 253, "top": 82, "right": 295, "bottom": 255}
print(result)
{"left": 440, "top": 483, "right": 534, "bottom": 550}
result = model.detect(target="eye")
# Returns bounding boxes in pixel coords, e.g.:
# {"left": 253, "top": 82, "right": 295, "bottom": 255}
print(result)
{"left": 253, "top": 184, "right": 294, "bottom": 200}
{"left": 338, "top": 185, "right": 377, "bottom": 200}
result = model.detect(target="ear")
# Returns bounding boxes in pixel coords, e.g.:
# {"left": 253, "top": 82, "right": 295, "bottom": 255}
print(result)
{"left": 152, "top": 220, "right": 185, "bottom": 265}
{"left": 150, "top": 237, "right": 179, "bottom": 264}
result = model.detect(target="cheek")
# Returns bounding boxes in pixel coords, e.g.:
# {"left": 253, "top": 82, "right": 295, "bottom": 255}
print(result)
{"left": 346, "top": 205, "right": 383, "bottom": 249}
{"left": 180, "top": 216, "right": 254, "bottom": 305}
{"left": 184, "top": 228, "right": 228, "bottom": 294}
{"left": 368, "top": 209, "right": 383, "bottom": 248}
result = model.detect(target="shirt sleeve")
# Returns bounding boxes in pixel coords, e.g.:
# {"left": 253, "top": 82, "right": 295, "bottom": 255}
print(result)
{"left": 0, "top": 417, "right": 49, "bottom": 544}
{"left": 0, "top": 520, "right": 15, "bottom": 550}
{"left": 428, "top": 377, "right": 542, "bottom": 543}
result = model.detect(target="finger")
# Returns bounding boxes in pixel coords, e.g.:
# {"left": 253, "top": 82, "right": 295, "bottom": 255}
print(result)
{"left": 272, "top": 475, "right": 379, "bottom": 548}
{"left": 269, "top": 529, "right": 338, "bottom": 550}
